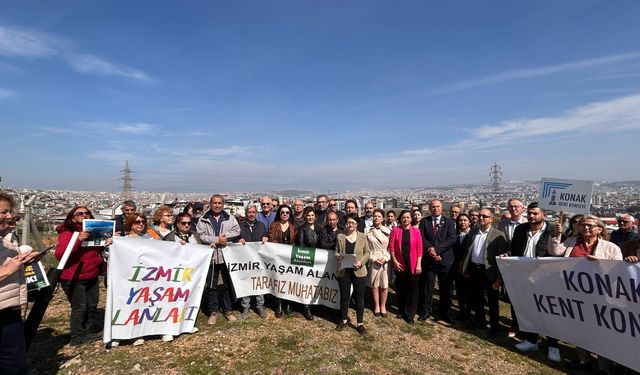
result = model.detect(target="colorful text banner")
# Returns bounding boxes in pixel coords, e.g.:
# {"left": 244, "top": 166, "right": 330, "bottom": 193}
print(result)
{"left": 103, "top": 237, "right": 212, "bottom": 343}
{"left": 222, "top": 243, "right": 340, "bottom": 309}
{"left": 498, "top": 257, "right": 640, "bottom": 372}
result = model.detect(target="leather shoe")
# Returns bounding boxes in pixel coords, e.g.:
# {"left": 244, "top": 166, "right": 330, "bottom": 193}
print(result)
{"left": 303, "top": 306, "right": 314, "bottom": 321}
{"left": 284, "top": 303, "right": 292, "bottom": 315}
{"left": 417, "top": 313, "right": 430, "bottom": 321}
{"left": 335, "top": 321, "right": 347, "bottom": 331}
{"left": 356, "top": 325, "right": 367, "bottom": 335}
{"left": 373, "top": 312, "right": 380, "bottom": 317}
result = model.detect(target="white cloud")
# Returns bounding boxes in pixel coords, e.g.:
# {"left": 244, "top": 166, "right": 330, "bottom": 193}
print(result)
{"left": 433, "top": 52, "right": 640, "bottom": 94}
{"left": 65, "top": 54, "right": 154, "bottom": 83}
{"left": 0, "top": 24, "right": 154, "bottom": 83}
{"left": 403, "top": 148, "right": 436, "bottom": 156}
{"left": 194, "top": 146, "right": 253, "bottom": 157}
{"left": 0, "top": 88, "right": 16, "bottom": 99}
{"left": 112, "top": 122, "right": 159, "bottom": 134}
{"left": 0, "top": 25, "right": 58, "bottom": 57}
{"left": 471, "top": 93, "right": 640, "bottom": 141}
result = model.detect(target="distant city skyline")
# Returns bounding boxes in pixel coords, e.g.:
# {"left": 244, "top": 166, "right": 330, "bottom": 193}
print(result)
{"left": 2, "top": 2, "right": 640, "bottom": 191}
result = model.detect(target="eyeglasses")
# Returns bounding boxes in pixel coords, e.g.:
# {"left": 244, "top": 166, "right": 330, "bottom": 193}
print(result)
{"left": 134, "top": 220, "right": 146, "bottom": 225}
{"left": 580, "top": 223, "right": 598, "bottom": 229}
{"left": 478, "top": 214, "right": 492, "bottom": 219}
{"left": 74, "top": 211, "right": 90, "bottom": 217}
{"left": 124, "top": 208, "right": 136, "bottom": 212}
{"left": 179, "top": 221, "right": 192, "bottom": 225}
{"left": 618, "top": 220, "right": 631, "bottom": 224}
{"left": 261, "top": 203, "right": 271, "bottom": 206}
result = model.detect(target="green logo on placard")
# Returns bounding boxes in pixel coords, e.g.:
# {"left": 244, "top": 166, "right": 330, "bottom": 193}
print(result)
{"left": 291, "top": 246, "right": 316, "bottom": 267}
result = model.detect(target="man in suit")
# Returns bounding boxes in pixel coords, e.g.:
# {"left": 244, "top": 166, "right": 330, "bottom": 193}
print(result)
{"left": 358, "top": 201, "right": 374, "bottom": 232}
{"left": 462, "top": 208, "right": 507, "bottom": 336}
{"left": 497, "top": 198, "right": 527, "bottom": 248}
{"left": 418, "top": 199, "right": 457, "bottom": 323}
{"left": 508, "top": 202, "right": 561, "bottom": 362}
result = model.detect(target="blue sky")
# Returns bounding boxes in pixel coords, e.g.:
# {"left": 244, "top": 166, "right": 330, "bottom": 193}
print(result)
{"left": 1, "top": 1, "right": 639, "bottom": 192}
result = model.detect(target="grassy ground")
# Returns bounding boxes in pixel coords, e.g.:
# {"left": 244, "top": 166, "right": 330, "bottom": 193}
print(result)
{"left": 26, "top": 281, "right": 621, "bottom": 375}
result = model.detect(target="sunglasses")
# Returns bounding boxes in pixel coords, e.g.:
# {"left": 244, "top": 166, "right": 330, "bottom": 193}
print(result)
{"left": 179, "top": 221, "right": 192, "bottom": 225}
{"left": 74, "top": 211, "right": 90, "bottom": 216}
{"left": 280, "top": 211, "right": 290, "bottom": 215}
{"left": 134, "top": 220, "right": 146, "bottom": 225}
{"left": 618, "top": 220, "right": 631, "bottom": 224}
{"left": 478, "top": 214, "right": 492, "bottom": 219}
{"left": 261, "top": 203, "right": 271, "bottom": 206}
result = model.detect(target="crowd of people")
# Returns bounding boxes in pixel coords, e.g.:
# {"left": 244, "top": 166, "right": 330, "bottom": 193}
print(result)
{"left": 1, "top": 191, "right": 639, "bottom": 374}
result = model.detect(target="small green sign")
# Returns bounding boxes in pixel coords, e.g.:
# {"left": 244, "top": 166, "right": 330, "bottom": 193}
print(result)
{"left": 291, "top": 245, "right": 316, "bottom": 267}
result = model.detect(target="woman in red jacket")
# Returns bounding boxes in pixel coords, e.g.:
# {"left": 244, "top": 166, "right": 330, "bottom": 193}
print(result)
{"left": 389, "top": 210, "right": 423, "bottom": 323}
{"left": 55, "top": 206, "right": 109, "bottom": 346}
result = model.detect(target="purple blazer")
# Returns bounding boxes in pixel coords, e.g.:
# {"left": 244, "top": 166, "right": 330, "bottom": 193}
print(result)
{"left": 388, "top": 226, "right": 423, "bottom": 274}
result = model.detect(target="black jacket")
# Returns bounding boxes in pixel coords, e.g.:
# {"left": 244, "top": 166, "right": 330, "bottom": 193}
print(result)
{"left": 318, "top": 225, "right": 344, "bottom": 250}
{"left": 295, "top": 222, "right": 320, "bottom": 247}
{"left": 509, "top": 221, "right": 553, "bottom": 257}
{"left": 239, "top": 220, "right": 268, "bottom": 242}
{"left": 419, "top": 215, "right": 457, "bottom": 267}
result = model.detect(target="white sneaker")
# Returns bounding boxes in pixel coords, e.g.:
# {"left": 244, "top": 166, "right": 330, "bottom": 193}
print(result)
{"left": 515, "top": 340, "right": 538, "bottom": 352}
{"left": 162, "top": 335, "right": 174, "bottom": 342}
{"left": 547, "top": 347, "right": 561, "bottom": 363}
{"left": 190, "top": 327, "right": 199, "bottom": 334}
{"left": 133, "top": 338, "right": 145, "bottom": 346}
{"left": 109, "top": 341, "right": 119, "bottom": 348}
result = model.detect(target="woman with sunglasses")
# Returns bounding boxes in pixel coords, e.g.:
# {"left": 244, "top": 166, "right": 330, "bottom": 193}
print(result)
{"left": 124, "top": 212, "right": 154, "bottom": 239}
{"left": 55, "top": 206, "right": 110, "bottom": 346}
{"left": 268, "top": 204, "right": 296, "bottom": 317}
{"left": 164, "top": 213, "right": 202, "bottom": 245}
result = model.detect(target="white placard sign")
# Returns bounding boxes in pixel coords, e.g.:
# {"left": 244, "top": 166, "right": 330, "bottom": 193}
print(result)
{"left": 498, "top": 257, "right": 640, "bottom": 372}
{"left": 103, "top": 237, "right": 212, "bottom": 343}
{"left": 222, "top": 242, "right": 340, "bottom": 309}
{"left": 538, "top": 177, "right": 593, "bottom": 214}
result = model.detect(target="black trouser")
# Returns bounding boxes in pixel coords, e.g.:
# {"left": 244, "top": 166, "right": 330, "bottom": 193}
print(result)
{"left": 204, "top": 263, "right": 232, "bottom": 315}
{"left": 338, "top": 270, "right": 366, "bottom": 324}
{"left": 419, "top": 262, "right": 452, "bottom": 318}
{"left": 453, "top": 267, "right": 471, "bottom": 317}
{"left": 469, "top": 264, "right": 499, "bottom": 330}
{"left": 61, "top": 277, "right": 100, "bottom": 342}
{"left": 395, "top": 271, "right": 419, "bottom": 319}
{"left": 0, "top": 309, "right": 28, "bottom": 375}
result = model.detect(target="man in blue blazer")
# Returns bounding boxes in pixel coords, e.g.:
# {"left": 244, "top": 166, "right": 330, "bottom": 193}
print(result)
{"left": 418, "top": 199, "right": 457, "bottom": 323}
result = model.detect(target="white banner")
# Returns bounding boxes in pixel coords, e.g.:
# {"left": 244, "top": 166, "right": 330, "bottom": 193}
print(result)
{"left": 103, "top": 237, "right": 212, "bottom": 343}
{"left": 539, "top": 177, "right": 593, "bottom": 214}
{"left": 498, "top": 257, "right": 640, "bottom": 371}
{"left": 222, "top": 242, "right": 340, "bottom": 309}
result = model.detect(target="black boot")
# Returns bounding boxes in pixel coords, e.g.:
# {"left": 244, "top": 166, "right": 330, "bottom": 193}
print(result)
{"left": 303, "top": 305, "right": 314, "bottom": 321}
{"left": 275, "top": 300, "right": 283, "bottom": 318}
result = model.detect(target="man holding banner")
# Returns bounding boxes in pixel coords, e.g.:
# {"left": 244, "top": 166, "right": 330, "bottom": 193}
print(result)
{"left": 196, "top": 194, "right": 241, "bottom": 324}
{"left": 508, "top": 202, "right": 561, "bottom": 363}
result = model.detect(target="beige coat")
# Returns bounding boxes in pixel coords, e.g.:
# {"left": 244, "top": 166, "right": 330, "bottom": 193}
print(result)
{"left": 548, "top": 236, "right": 622, "bottom": 260}
{"left": 336, "top": 232, "right": 370, "bottom": 278}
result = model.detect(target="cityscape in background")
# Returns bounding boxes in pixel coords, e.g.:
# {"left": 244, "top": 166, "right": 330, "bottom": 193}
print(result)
{"left": 1, "top": 162, "right": 638, "bottom": 245}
